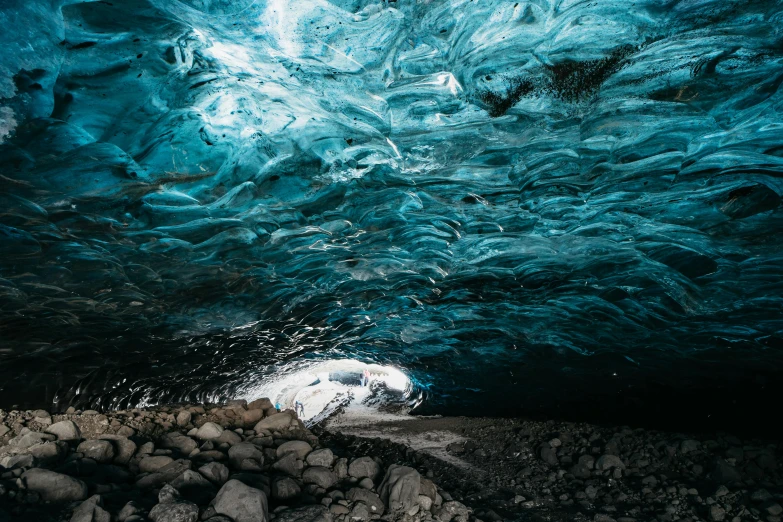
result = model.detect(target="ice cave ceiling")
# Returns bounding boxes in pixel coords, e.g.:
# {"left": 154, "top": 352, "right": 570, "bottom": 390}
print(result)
{"left": 1, "top": 0, "right": 782, "bottom": 427}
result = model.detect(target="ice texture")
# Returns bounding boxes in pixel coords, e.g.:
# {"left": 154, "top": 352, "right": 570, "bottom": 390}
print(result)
{"left": 0, "top": 0, "right": 782, "bottom": 417}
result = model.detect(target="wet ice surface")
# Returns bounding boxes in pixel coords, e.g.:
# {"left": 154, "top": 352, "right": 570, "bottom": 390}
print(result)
{"left": 1, "top": 0, "right": 783, "bottom": 429}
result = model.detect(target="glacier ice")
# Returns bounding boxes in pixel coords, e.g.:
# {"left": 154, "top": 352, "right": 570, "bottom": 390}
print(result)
{"left": 0, "top": 0, "right": 782, "bottom": 426}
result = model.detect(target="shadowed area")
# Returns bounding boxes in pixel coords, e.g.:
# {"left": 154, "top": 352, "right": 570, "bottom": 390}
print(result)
{"left": 1, "top": 0, "right": 782, "bottom": 434}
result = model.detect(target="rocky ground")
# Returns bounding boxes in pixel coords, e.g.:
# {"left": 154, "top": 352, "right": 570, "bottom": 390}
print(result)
{"left": 0, "top": 399, "right": 468, "bottom": 522}
{"left": 1, "top": 399, "right": 782, "bottom": 522}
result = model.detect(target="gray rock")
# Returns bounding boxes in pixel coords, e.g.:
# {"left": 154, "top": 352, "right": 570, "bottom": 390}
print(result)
{"left": 751, "top": 489, "right": 773, "bottom": 502}
{"left": 302, "top": 466, "right": 338, "bottom": 489}
{"left": 273, "top": 452, "right": 303, "bottom": 476}
{"left": 198, "top": 462, "right": 229, "bottom": 485}
{"left": 708, "top": 505, "right": 726, "bottom": 521}
{"left": 176, "top": 411, "right": 192, "bottom": 427}
{"left": 273, "top": 505, "right": 332, "bottom": 522}
{"left": 171, "top": 469, "right": 216, "bottom": 500}
{"left": 358, "top": 477, "right": 373, "bottom": 489}
{"left": 22, "top": 468, "right": 88, "bottom": 502}
{"left": 272, "top": 477, "right": 301, "bottom": 500}
{"left": 420, "top": 478, "right": 437, "bottom": 501}
{"left": 595, "top": 454, "right": 626, "bottom": 471}
{"left": 45, "top": 420, "right": 81, "bottom": 441}
{"left": 379, "top": 465, "right": 420, "bottom": 512}
{"left": 248, "top": 398, "right": 273, "bottom": 410}
{"left": 538, "top": 445, "right": 558, "bottom": 466}
{"left": 140, "top": 456, "right": 175, "bottom": 473}
{"left": 11, "top": 431, "right": 55, "bottom": 449}
{"left": 277, "top": 440, "right": 312, "bottom": 460}
{"left": 762, "top": 502, "right": 783, "bottom": 516}
{"left": 159, "top": 432, "right": 198, "bottom": 455}
{"left": 436, "top": 501, "right": 470, "bottom": 522}
{"left": 349, "top": 503, "right": 371, "bottom": 521}
{"left": 254, "top": 411, "right": 294, "bottom": 433}
{"left": 148, "top": 501, "right": 199, "bottom": 522}
{"left": 195, "top": 422, "right": 224, "bottom": 440}
{"left": 118, "top": 501, "right": 143, "bottom": 522}
{"left": 228, "top": 442, "right": 265, "bottom": 471}
{"left": 70, "top": 495, "right": 110, "bottom": 522}
{"left": 306, "top": 448, "right": 334, "bottom": 467}
{"left": 348, "top": 456, "right": 380, "bottom": 479}
{"left": 98, "top": 435, "right": 137, "bottom": 465}
{"left": 214, "top": 479, "right": 268, "bottom": 522}
{"left": 242, "top": 409, "right": 264, "bottom": 427}
{"left": 136, "top": 459, "right": 192, "bottom": 489}
{"left": 711, "top": 458, "right": 741, "bottom": 484}
{"left": 158, "top": 484, "right": 180, "bottom": 504}
{"left": 0, "top": 424, "right": 10, "bottom": 437}
{"left": 0, "top": 454, "right": 34, "bottom": 469}
{"left": 29, "top": 441, "right": 67, "bottom": 463}
{"left": 418, "top": 495, "right": 433, "bottom": 512}
{"left": 347, "top": 488, "right": 384, "bottom": 515}
{"left": 77, "top": 440, "right": 115, "bottom": 463}
{"left": 334, "top": 458, "right": 348, "bottom": 479}
{"left": 215, "top": 430, "right": 242, "bottom": 445}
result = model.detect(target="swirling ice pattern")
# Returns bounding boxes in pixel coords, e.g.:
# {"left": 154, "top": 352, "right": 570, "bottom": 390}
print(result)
{"left": 0, "top": 0, "right": 782, "bottom": 418}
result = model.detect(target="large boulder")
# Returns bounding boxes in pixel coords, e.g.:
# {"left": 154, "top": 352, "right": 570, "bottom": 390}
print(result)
{"left": 99, "top": 435, "right": 137, "bottom": 465}
{"left": 379, "top": 465, "right": 420, "bottom": 512}
{"left": 302, "top": 467, "right": 338, "bottom": 489}
{"left": 348, "top": 457, "right": 380, "bottom": 480}
{"left": 22, "top": 469, "right": 88, "bottom": 502}
{"left": 306, "top": 449, "right": 334, "bottom": 467}
{"left": 77, "top": 440, "right": 115, "bottom": 463}
{"left": 248, "top": 398, "right": 273, "bottom": 411}
{"left": 195, "top": 422, "right": 224, "bottom": 441}
{"left": 254, "top": 411, "right": 294, "bottom": 433}
{"left": 276, "top": 440, "right": 312, "bottom": 460}
{"left": 273, "top": 452, "right": 304, "bottom": 476}
{"left": 228, "top": 443, "right": 265, "bottom": 471}
{"left": 214, "top": 479, "right": 268, "bottom": 522}
{"left": 159, "top": 432, "right": 198, "bottom": 455}
{"left": 45, "top": 420, "right": 81, "bottom": 441}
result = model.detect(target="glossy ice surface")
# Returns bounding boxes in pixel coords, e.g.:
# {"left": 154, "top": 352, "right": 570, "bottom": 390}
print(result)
{"left": 1, "top": 0, "right": 782, "bottom": 427}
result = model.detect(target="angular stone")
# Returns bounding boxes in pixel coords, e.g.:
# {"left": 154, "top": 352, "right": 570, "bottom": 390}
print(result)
{"left": 436, "top": 501, "right": 470, "bottom": 522}
{"left": 22, "top": 469, "right": 88, "bottom": 502}
{"left": 176, "top": 411, "right": 192, "bottom": 427}
{"left": 99, "top": 435, "right": 137, "bottom": 465}
{"left": 70, "top": 495, "right": 110, "bottom": 522}
{"left": 148, "top": 500, "right": 199, "bottom": 522}
{"left": 379, "top": 465, "right": 420, "bottom": 512}
{"left": 273, "top": 452, "right": 303, "bottom": 476}
{"left": 198, "top": 462, "right": 229, "bottom": 485}
{"left": 195, "top": 422, "right": 224, "bottom": 440}
{"left": 228, "top": 442, "right": 265, "bottom": 471}
{"left": 136, "top": 459, "right": 192, "bottom": 489}
{"left": 248, "top": 398, "right": 273, "bottom": 411}
{"left": 711, "top": 458, "right": 741, "bottom": 484}
{"left": 273, "top": 505, "right": 332, "bottom": 522}
{"left": 272, "top": 477, "right": 301, "bottom": 500}
{"left": 214, "top": 479, "right": 268, "bottom": 522}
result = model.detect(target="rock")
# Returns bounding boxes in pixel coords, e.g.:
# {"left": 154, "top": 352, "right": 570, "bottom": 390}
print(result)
{"left": 273, "top": 452, "right": 304, "bottom": 476}
{"left": 358, "top": 477, "right": 373, "bottom": 489}
{"left": 140, "top": 456, "right": 175, "bottom": 473}
{"left": 242, "top": 409, "right": 264, "bottom": 427}
{"left": 99, "top": 435, "right": 137, "bottom": 465}
{"left": 29, "top": 441, "right": 67, "bottom": 463}
{"left": 330, "top": 504, "right": 350, "bottom": 515}
{"left": 437, "top": 501, "right": 470, "bottom": 522}
{"left": 420, "top": 478, "right": 437, "bottom": 501}
{"left": 159, "top": 432, "right": 198, "bottom": 455}
{"left": 277, "top": 440, "right": 313, "bottom": 460}
{"left": 170, "top": 470, "right": 216, "bottom": 501}
{"left": 348, "top": 456, "right": 380, "bottom": 479}
{"left": 595, "top": 454, "right": 626, "bottom": 471}
{"left": 176, "top": 411, "right": 192, "bottom": 427}
{"left": 77, "top": 440, "right": 115, "bottom": 463}
{"left": 306, "top": 448, "right": 334, "bottom": 467}
{"left": 538, "top": 445, "right": 558, "bottom": 466}
{"left": 118, "top": 501, "right": 143, "bottom": 522}
{"left": 347, "top": 488, "right": 384, "bottom": 515}
{"left": 195, "top": 422, "right": 224, "bottom": 440}
{"left": 199, "top": 462, "right": 229, "bottom": 485}
{"left": 680, "top": 439, "right": 701, "bottom": 454}
{"left": 248, "top": 398, "right": 273, "bottom": 411}
{"left": 228, "top": 442, "right": 265, "bottom": 471}
{"left": 302, "top": 466, "right": 338, "bottom": 489}
{"left": 215, "top": 430, "right": 242, "bottom": 445}
{"left": 225, "top": 399, "right": 248, "bottom": 410}
{"left": 11, "top": 431, "right": 54, "bottom": 449}
{"left": 418, "top": 495, "right": 433, "bottom": 512}
{"left": 0, "top": 424, "right": 10, "bottom": 437}
{"left": 272, "top": 477, "right": 301, "bottom": 500}
{"left": 254, "top": 411, "right": 295, "bottom": 433}
{"left": 709, "top": 505, "right": 726, "bottom": 521}
{"left": 214, "top": 479, "right": 269, "bottom": 522}
{"left": 136, "top": 459, "right": 192, "bottom": 489}
{"left": 379, "top": 465, "right": 421, "bottom": 512}
{"left": 149, "top": 501, "right": 199, "bottom": 522}
{"left": 334, "top": 458, "right": 348, "bottom": 479}
{"left": 349, "top": 502, "right": 371, "bottom": 521}
{"left": 711, "top": 458, "right": 741, "bottom": 484}
{"left": 273, "top": 505, "right": 332, "bottom": 522}
{"left": 762, "top": 502, "right": 783, "bottom": 516}
{"left": 21, "top": 469, "right": 88, "bottom": 502}
{"left": 70, "top": 495, "right": 110, "bottom": 522}
{"left": 45, "top": 420, "right": 81, "bottom": 441}
{"left": 751, "top": 489, "right": 773, "bottom": 502}
{"left": 158, "top": 484, "right": 180, "bottom": 504}
{"left": 0, "top": 454, "right": 34, "bottom": 469}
